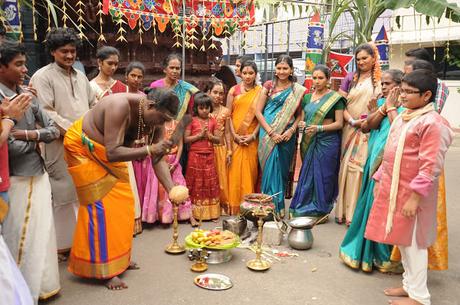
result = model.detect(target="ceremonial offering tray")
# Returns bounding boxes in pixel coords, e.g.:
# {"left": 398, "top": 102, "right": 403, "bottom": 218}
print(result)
{"left": 185, "top": 229, "right": 240, "bottom": 250}
{"left": 240, "top": 193, "right": 275, "bottom": 226}
{"left": 194, "top": 273, "right": 233, "bottom": 290}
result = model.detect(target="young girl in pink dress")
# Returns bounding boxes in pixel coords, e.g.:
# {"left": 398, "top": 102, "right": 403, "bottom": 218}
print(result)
{"left": 141, "top": 119, "right": 193, "bottom": 224}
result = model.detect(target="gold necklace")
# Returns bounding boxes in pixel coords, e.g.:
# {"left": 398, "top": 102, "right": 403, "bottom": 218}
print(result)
{"left": 212, "top": 105, "right": 222, "bottom": 119}
{"left": 312, "top": 89, "right": 329, "bottom": 102}
{"left": 242, "top": 83, "right": 254, "bottom": 93}
{"left": 134, "top": 98, "right": 146, "bottom": 146}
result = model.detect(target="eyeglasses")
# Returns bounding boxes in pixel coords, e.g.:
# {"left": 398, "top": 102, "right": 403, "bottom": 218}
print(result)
{"left": 400, "top": 89, "right": 421, "bottom": 95}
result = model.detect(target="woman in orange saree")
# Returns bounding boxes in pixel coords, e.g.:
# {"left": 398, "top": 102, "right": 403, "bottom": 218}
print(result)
{"left": 226, "top": 61, "right": 261, "bottom": 215}
{"left": 208, "top": 79, "right": 231, "bottom": 213}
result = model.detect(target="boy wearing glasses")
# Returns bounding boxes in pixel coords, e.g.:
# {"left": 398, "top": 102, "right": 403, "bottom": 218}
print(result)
{"left": 364, "top": 69, "right": 453, "bottom": 305}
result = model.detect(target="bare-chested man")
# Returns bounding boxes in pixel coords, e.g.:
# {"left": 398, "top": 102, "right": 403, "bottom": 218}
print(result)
{"left": 63, "top": 88, "right": 179, "bottom": 290}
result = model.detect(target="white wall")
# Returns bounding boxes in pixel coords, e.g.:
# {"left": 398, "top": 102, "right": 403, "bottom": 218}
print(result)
{"left": 441, "top": 81, "right": 460, "bottom": 129}
{"left": 388, "top": 4, "right": 460, "bottom": 129}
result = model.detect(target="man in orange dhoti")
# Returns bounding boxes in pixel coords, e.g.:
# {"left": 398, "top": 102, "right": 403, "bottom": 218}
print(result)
{"left": 64, "top": 89, "right": 180, "bottom": 289}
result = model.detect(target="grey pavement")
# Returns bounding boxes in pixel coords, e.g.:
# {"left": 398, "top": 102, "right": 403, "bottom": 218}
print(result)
{"left": 44, "top": 146, "right": 460, "bottom": 305}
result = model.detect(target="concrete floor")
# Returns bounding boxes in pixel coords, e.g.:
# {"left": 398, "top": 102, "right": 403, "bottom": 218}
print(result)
{"left": 43, "top": 147, "right": 460, "bottom": 305}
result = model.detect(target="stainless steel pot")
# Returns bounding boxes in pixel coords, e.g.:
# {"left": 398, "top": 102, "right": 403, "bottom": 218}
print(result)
{"left": 287, "top": 217, "right": 316, "bottom": 250}
{"left": 206, "top": 249, "right": 232, "bottom": 264}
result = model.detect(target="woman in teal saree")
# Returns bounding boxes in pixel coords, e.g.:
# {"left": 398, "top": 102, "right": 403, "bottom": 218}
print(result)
{"left": 255, "top": 55, "right": 306, "bottom": 217}
{"left": 150, "top": 54, "right": 199, "bottom": 121}
{"left": 290, "top": 65, "right": 345, "bottom": 219}
{"left": 339, "top": 69, "right": 404, "bottom": 272}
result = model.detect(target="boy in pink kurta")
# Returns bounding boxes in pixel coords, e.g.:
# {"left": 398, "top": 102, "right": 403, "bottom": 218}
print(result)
{"left": 365, "top": 70, "right": 453, "bottom": 305}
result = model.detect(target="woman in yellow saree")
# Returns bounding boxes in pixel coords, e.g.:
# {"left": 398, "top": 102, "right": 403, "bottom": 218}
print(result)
{"left": 227, "top": 61, "right": 261, "bottom": 215}
{"left": 208, "top": 79, "right": 231, "bottom": 212}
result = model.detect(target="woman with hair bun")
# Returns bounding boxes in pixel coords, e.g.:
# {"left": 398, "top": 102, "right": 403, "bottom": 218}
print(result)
{"left": 150, "top": 54, "right": 198, "bottom": 121}
{"left": 125, "top": 61, "right": 145, "bottom": 94}
{"left": 90, "top": 46, "right": 127, "bottom": 101}
{"left": 290, "top": 65, "right": 345, "bottom": 219}
{"left": 226, "top": 60, "right": 261, "bottom": 215}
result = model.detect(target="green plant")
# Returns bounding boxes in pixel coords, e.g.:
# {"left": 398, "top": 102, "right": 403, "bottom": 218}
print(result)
{"left": 322, "top": 0, "right": 460, "bottom": 57}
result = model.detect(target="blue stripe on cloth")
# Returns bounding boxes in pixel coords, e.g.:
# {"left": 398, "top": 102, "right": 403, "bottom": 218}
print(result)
{"left": 87, "top": 204, "right": 96, "bottom": 263}
{"left": 95, "top": 201, "right": 108, "bottom": 263}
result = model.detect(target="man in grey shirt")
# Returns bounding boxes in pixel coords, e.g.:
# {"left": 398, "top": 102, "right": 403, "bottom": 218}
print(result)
{"left": 0, "top": 39, "right": 61, "bottom": 302}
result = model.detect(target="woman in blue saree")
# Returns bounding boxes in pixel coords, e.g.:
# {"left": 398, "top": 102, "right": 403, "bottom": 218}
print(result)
{"left": 255, "top": 55, "right": 306, "bottom": 217}
{"left": 290, "top": 65, "right": 345, "bottom": 219}
{"left": 339, "top": 69, "right": 404, "bottom": 272}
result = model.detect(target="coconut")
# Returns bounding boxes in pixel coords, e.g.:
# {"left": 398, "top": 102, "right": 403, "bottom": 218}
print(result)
{"left": 169, "top": 185, "right": 189, "bottom": 203}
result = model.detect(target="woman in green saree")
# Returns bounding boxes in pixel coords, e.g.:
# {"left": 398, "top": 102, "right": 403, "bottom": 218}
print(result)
{"left": 289, "top": 65, "right": 345, "bottom": 219}
{"left": 255, "top": 55, "right": 306, "bottom": 217}
{"left": 339, "top": 69, "right": 404, "bottom": 272}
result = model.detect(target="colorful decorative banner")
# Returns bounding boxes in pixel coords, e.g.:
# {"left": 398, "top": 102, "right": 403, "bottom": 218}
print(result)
{"left": 304, "top": 12, "right": 324, "bottom": 91}
{"left": 375, "top": 25, "right": 389, "bottom": 70}
{"left": 327, "top": 51, "right": 353, "bottom": 79}
{"left": 102, "top": 0, "right": 255, "bottom": 50}
{"left": 1, "top": 0, "right": 21, "bottom": 36}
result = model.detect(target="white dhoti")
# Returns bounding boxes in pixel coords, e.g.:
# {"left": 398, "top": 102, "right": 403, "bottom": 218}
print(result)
{"left": 44, "top": 140, "right": 79, "bottom": 252}
{"left": 3, "top": 173, "right": 60, "bottom": 303}
{"left": 400, "top": 221, "right": 431, "bottom": 305}
{"left": 53, "top": 202, "right": 78, "bottom": 252}
{"left": 128, "top": 162, "right": 142, "bottom": 235}
{"left": 0, "top": 234, "right": 33, "bottom": 305}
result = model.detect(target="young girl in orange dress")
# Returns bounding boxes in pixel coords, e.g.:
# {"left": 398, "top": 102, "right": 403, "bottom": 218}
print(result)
{"left": 207, "top": 79, "right": 231, "bottom": 214}
{"left": 185, "top": 93, "right": 221, "bottom": 221}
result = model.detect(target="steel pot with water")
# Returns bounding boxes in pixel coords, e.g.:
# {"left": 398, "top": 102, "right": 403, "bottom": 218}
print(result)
{"left": 287, "top": 217, "right": 317, "bottom": 250}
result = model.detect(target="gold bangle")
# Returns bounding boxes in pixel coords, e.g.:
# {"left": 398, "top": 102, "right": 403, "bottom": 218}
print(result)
{"left": 378, "top": 106, "right": 387, "bottom": 116}
{"left": 386, "top": 106, "right": 397, "bottom": 113}
{"left": 146, "top": 145, "right": 152, "bottom": 156}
